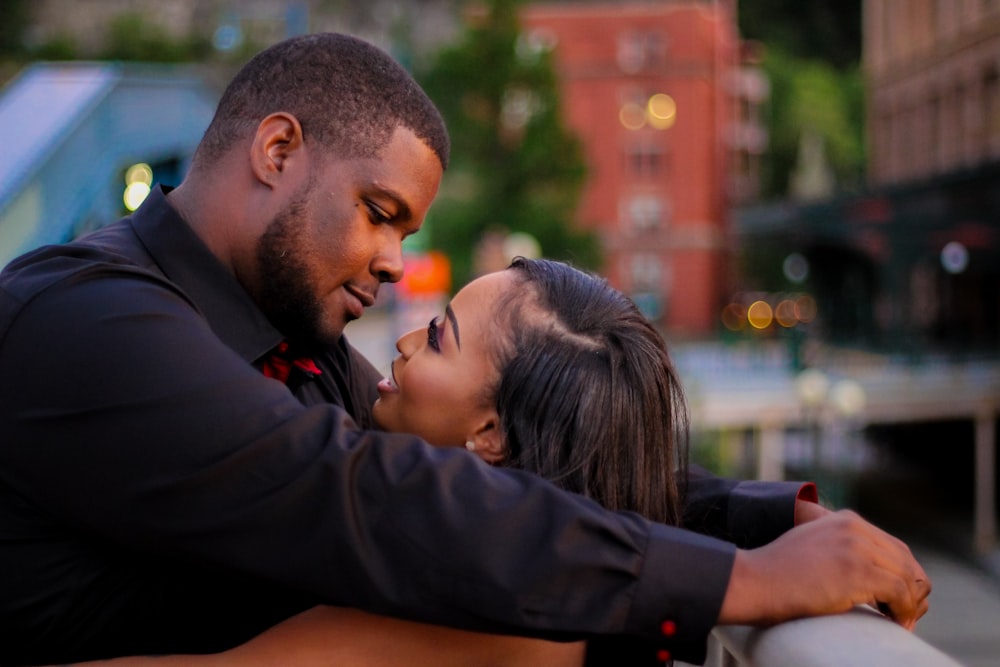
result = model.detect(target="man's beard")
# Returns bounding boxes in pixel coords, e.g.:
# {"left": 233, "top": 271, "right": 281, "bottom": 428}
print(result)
{"left": 254, "top": 196, "right": 327, "bottom": 345}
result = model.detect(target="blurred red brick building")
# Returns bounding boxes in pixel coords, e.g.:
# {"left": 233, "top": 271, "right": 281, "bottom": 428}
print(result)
{"left": 521, "top": 1, "right": 763, "bottom": 336}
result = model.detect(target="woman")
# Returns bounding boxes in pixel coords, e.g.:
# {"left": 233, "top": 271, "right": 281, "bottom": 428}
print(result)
{"left": 83, "top": 258, "right": 703, "bottom": 666}
{"left": 373, "top": 256, "right": 687, "bottom": 525}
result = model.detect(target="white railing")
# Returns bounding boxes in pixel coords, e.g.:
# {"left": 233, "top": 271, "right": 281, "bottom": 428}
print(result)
{"left": 687, "top": 607, "right": 961, "bottom": 667}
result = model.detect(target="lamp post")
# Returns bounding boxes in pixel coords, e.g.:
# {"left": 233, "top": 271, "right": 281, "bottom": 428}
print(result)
{"left": 794, "top": 369, "right": 867, "bottom": 507}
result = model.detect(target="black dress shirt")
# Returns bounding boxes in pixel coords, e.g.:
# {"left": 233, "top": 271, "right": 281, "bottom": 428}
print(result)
{"left": 0, "top": 187, "right": 803, "bottom": 665}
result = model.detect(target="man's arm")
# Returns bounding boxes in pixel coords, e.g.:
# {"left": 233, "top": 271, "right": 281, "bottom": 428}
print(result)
{"left": 0, "top": 265, "right": 928, "bottom": 663}
{"left": 0, "top": 270, "right": 734, "bottom": 660}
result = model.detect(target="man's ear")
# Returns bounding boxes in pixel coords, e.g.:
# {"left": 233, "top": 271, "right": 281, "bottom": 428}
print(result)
{"left": 249, "top": 112, "right": 305, "bottom": 185}
{"left": 468, "top": 413, "right": 505, "bottom": 465}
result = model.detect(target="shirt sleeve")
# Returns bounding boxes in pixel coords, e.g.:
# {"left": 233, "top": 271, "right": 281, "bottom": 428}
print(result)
{"left": 0, "top": 270, "right": 734, "bottom": 662}
{"left": 683, "top": 464, "right": 812, "bottom": 548}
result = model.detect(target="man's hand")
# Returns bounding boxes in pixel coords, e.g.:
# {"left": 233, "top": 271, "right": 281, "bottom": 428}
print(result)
{"left": 795, "top": 497, "right": 832, "bottom": 524}
{"left": 718, "top": 510, "right": 930, "bottom": 631}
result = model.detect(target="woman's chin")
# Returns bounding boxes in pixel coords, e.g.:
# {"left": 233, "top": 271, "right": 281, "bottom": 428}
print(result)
{"left": 371, "top": 400, "right": 389, "bottom": 431}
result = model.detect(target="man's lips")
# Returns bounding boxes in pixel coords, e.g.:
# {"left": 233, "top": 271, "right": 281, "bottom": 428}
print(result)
{"left": 343, "top": 284, "right": 376, "bottom": 319}
{"left": 345, "top": 284, "right": 376, "bottom": 307}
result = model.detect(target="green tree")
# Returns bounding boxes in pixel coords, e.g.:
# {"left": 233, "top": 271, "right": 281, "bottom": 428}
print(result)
{"left": 0, "top": 0, "right": 31, "bottom": 58}
{"left": 100, "top": 13, "right": 212, "bottom": 63}
{"left": 739, "top": 0, "right": 861, "bottom": 69}
{"left": 415, "top": 0, "right": 598, "bottom": 287}
{"left": 739, "top": 0, "right": 865, "bottom": 199}
{"left": 760, "top": 47, "right": 865, "bottom": 198}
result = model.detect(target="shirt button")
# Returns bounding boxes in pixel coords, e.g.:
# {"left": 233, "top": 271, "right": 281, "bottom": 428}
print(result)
{"left": 660, "top": 619, "right": 677, "bottom": 637}
{"left": 656, "top": 648, "right": 672, "bottom": 662}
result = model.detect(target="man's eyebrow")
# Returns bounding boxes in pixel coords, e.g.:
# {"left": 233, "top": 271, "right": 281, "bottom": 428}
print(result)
{"left": 445, "top": 304, "right": 460, "bottom": 350}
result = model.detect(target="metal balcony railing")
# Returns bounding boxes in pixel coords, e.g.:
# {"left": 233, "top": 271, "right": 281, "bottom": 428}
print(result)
{"left": 683, "top": 607, "right": 961, "bottom": 667}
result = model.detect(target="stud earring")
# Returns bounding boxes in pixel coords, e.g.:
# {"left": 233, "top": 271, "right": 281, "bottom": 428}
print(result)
{"left": 465, "top": 441, "right": 476, "bottom": 452}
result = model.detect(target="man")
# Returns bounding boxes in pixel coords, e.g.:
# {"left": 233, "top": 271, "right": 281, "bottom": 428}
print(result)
{"left": 0, "top": 33, "right": 928, "bottom": 665}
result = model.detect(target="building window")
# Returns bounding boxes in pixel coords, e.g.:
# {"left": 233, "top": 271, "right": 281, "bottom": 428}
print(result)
{"left": 622, "top": 194, "right": 670, "bottom": 232}
{"left": 625, "top": 142, "right": 667, "bottom": 178}
{"left": 617, "top": 30, "right": 668, "bottom": 74}
{"left": 631, "top": 253, "right": 663, "bottom": 288}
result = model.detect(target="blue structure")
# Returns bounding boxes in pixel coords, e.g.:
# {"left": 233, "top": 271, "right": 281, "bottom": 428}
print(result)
{"left": 0, "top": 62, "right": 218, "bottom": 267}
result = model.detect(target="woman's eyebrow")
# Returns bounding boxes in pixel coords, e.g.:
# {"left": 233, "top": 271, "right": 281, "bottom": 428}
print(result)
{"left": 445, "top": 304, "right": 461, "bottom": 350}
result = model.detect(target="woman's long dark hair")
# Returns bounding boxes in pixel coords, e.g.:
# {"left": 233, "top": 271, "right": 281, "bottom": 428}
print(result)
{"left": 490, "top": 257, "right": 688, "bottom": 526}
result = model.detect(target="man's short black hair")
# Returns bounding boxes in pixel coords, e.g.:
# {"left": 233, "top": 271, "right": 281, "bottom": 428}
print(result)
{"left": 195, "top": 32, "right": 449, "bottom": 169}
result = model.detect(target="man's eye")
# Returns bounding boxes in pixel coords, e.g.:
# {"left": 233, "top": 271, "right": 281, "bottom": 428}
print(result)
{"left": 366, "top": 201, "right": 390, "bottom": 223}
{"left": 427, "top": 317, "right": 441, "bottom": 351}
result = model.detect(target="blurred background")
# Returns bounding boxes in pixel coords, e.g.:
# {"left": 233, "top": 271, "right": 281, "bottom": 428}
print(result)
{"left": 1, "top": 1, "right": 999, "bottom": 661}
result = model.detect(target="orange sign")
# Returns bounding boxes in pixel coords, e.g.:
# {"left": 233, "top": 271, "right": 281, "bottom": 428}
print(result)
{"left": 398, "top": 251, "right": 451, "bottom": 298}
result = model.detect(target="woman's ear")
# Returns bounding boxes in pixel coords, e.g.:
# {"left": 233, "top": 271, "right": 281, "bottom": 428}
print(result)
{"left": 468, "top": 413, "right": 505, "bottom": 465}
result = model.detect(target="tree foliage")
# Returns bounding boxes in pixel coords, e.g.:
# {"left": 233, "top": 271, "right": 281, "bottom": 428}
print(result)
{"left": 738, "top": 0, "right": 861, "bottom": 69}
{"left": 0, "top": 0, "right": 31, "bottom": 57}
{"left": 101, "top": 13, "right": 212, "bottom": 63}
{"left": 759, "top": 47, "right": 865, "bottom": 198}
{"left": 739, "top": 0, "right": 865, "bottom": 199}
{"left": 415, "top": 0, "right": 598, "bottom": 286}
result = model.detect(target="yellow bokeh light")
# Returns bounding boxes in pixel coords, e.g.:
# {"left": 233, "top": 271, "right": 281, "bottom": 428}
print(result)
{"left": 747, "top": 300, "right": 773, "bottom": 329}
{"left": 125, "top": 162, "right": 153, "bottom": 187}
{"left": 124, "top": 182, "right": 151, "bottom": 211}
{"left": 619, "top": 102, "right": 647, "bottom": 130}
{"left": 774, "top": 299, "right": 798, "bottom": 327}
{"left": 647, "top": 93, "right": 677, "bottom": 130}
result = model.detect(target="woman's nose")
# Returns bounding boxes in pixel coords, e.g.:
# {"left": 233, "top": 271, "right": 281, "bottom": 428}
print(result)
{"left": 395, "top": 327, "right": 423, "bottom": 358}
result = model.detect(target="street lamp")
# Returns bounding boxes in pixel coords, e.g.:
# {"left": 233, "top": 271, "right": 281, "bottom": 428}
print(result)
{"left": 794, "top": 369, "right": 867, "bottom": 507}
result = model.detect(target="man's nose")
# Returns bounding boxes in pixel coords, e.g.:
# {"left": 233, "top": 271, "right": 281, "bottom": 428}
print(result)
{"left": 372, "top": 235, "right": 405, "bottom": 284}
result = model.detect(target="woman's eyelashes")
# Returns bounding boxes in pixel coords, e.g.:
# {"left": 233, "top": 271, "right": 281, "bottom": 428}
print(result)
{"left": 426, "top": 317, "right": 441, "bottom": 351}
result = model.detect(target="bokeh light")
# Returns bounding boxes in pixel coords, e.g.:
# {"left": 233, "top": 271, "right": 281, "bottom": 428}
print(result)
{"left": 123, "top": 162, "right": 153, "bottom": 211}
{"left": 795, "top": 368, "right": 830, "bottom": 408}
{"left": 619, "top": 102, "right": 647, "bottom": 130}
{"left": 747, "top": 300, "right": 773, "bottom": 329}
{"left": 123, "top": 182, "right": 151, "bottom": 211}
{"left": 830, "top": 378, "right": 866, "bottom": 417}
{"left": 774, "top": 299, "right": 798, "bottom": 327}
{"left": 782, "top": 252, "right": 809, "bottom": 283}
{"left": 721, "top": 302, "right": 746, "bottom": 331}
{"left": 125, "top": 162, "right": 153, "bottom": 187}
{"left": 795, "top": 294, "right": 817, "bottom": 323}
{"left": 941, "top": 241, "right": 970, "bottom": 274}
{"left": 646, "top": 93, "right": 676, "bottom": 129}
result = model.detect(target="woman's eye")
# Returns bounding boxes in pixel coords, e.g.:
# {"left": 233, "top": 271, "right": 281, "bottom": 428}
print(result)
{"left": 427, "top": 317, "right": 441, "bottom": 351}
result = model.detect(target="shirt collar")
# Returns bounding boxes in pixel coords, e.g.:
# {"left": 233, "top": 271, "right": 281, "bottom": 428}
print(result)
{"left": 129, "top": 185, "right": 284, "bottom": 363}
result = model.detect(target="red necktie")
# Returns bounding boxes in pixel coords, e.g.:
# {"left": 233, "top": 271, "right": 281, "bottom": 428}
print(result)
{"left": 261, "top": 341, "right": 322, "bottom": 384}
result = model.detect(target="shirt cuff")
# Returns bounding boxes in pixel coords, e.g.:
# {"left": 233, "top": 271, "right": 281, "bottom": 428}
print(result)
{"left": 797, "top": 482, "right": 819, "bottom": 504}
{"left": 626, "top": 523, "right": 736, "bottom": 664}
{"left": 726, "top": 479, "right": 807, "bottom": 547}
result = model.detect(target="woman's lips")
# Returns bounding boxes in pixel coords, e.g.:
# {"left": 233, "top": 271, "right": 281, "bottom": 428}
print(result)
{"left": 377, "top": 360, "right": 400, "bottom": 394}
